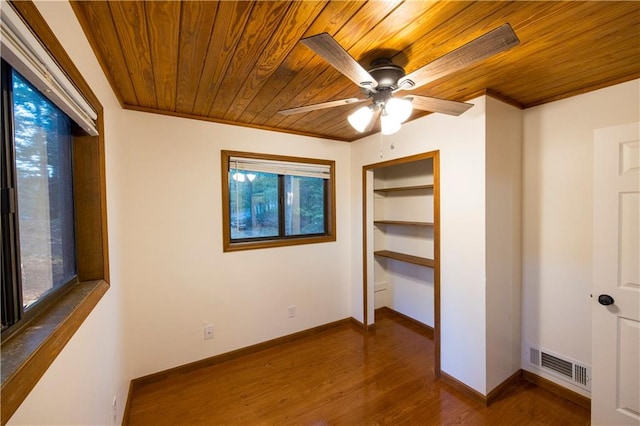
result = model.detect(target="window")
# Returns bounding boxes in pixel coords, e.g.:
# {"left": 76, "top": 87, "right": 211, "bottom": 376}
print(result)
{"left": 222, "top": 151, "right": 336, "bottom": 251}
{"left": 2, "top": 0, "right": 102, "bottom": 338}
{"left": 1, "top": 62, "right": 80, "bottom": 331}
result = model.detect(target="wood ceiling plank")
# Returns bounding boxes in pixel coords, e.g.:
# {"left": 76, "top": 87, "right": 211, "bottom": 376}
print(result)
{"left": 191, "top": 1, "right": 254, "bottom": 116}
{"left": 510, "top": 8, "right": 639, "bottom": 104}
{"left": 108, "top": 1, "right": 157, "bottom": 108}
{"left": 145, "top": 1, "right": 181, "bottom": 111}
{"left": 242, "top": 65, "right": 297, "bottom": 122}
{"left": 175, "top": 2, "right": 218, "bottom": 114}
{"left": 413, "top": 34, "right": 640, "bottom": 116}
{"left": 223, "top": 0, "right": 328, "bottom": 122}
{"left": 414, "top": 65, "right": 510, "bottom": 106}
{"left": 516, "top": 64, "right": 640, "bottom": 107}
{"left": 356, "top": 1, "right": 474, "bottom": 70}
{"left": 508, "top": 2, "right": 636, "bottom": 66}
{"left": 70, "top": 1, "right": 137, "bottom": 106}
{"left": 207, "top": 1, "right": 292, "bottom": 118}
{"left": 440, "top": 0, "right": 634, "bottom": 102}
{"left": 465, "top": 2, "right": 640, "bottom": 106}
{"left": 391, "top": 1, "right": 534, "bottom": 77}
{"left": 523, "top": 73, "right": 640, "bottom": 108}
{"left": 243, "top": 1, "right": 366, "bottom": 124}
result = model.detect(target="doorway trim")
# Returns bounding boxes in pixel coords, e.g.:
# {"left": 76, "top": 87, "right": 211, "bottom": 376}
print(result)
{"left": 362, "top": 150, "right": 441, "bottom": 376}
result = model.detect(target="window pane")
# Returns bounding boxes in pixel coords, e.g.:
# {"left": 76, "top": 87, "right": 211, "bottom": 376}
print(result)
{"left": 285, "top": 175, "right": 325, "bottom": 236}
{"left": 230, "top": 171, "right": 279, "bottom": 239}
{"left": 12, "top": 70, "right": 76, "bottom": 309}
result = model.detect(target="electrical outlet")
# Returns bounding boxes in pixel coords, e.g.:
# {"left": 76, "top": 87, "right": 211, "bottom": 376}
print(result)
{"left": 112, "top": 396, "right": 117, "bottom": 424}
{"left": 204, "top": 325, "right": 214, "bottom": 340}
{"left": 288, "top": 305, "right": 296, "bottom": 318}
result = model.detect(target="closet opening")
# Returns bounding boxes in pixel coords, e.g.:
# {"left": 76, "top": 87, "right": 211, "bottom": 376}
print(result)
{"left": 362, "top": 151, "right": 441, "bottom": 376}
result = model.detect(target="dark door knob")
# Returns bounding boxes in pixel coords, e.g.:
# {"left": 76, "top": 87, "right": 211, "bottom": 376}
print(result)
{"left": 598, "top": 294, "right": 615, "bottom": 306}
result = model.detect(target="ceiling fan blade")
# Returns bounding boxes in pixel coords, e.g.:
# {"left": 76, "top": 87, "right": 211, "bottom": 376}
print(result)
{"left": 301, "top": 33, "right": 376, "bottom": 88}
{"left": 278, "top": 98, "right": 367, "bottom": 115}
{"left": 399, "top": 23, "right": 520, "bottom": 90}
{"left": 410, "top": 95, "right": 473, "bottom": 116}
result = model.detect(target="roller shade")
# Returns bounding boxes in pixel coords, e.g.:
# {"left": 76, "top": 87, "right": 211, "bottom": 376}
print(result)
{"left": 1, "top": 1, "right": 98, "bottom": 136}
{"left": 229, "top": 157, "right": 331, "bottom": 179}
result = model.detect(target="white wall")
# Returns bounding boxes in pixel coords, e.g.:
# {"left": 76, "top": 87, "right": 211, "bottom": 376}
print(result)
{"left": 521, "top": 78, "right": 640, "bottom": 396}
{"left": 351, "top": 98, "right": 489, "bottom": 393}
{"left": 485, "top": 97, "right": 522, "bottom": 392}
{"left": 119, "top": 111, "right": 352, "bottom": 378}
{"left": 8, "top": 1, "right": 129, "bottom": 424}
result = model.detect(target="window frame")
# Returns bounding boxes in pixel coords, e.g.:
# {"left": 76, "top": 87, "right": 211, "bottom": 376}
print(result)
{"left": 0, "top": 2, "right": 109, "bottom": 424}
{"left": 221, "top": 150, "right": 336, "bottom": 252}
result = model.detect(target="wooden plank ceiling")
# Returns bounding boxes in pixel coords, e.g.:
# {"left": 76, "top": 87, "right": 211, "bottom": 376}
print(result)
{"left": 70, "top": 1, "right": 640, "bottom": 142}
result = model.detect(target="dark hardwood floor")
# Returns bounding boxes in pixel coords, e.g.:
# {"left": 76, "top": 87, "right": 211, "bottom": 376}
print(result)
{"left": 126, "top": 310, "right": 590, "bottom": 425}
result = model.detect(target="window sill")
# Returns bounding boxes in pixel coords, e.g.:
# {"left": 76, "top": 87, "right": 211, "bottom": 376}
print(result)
{"left": 0, "top": 279, "right": 109, "bottom": 424}
{"left": 224, "top": 234, "right": 336, "bottom": 252}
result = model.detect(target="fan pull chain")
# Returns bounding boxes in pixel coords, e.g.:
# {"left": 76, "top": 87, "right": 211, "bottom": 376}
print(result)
{"left": 379, "top": 132, "right": 395, "bottom": 158}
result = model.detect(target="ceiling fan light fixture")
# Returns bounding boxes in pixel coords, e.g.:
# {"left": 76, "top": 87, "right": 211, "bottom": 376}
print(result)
{"left": 348, "top": 105, "right": 374, "bottom": 133}
{"left": 380, "top": 111, "right": 401, "bottom": 135}
{"left": 385, "top": 97, "right": 413, "bottom": 124}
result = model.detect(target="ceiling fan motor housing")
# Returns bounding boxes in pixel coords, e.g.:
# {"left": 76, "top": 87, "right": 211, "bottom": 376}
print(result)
{"left": 368, "top": 58, "right": 406, "bottom": 91}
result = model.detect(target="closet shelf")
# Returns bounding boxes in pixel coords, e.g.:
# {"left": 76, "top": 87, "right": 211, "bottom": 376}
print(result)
{"left": 374, "top": 220, "right": 434, "bottom": 227}
{"left": 374, "top": 250, "right": 435, "bottom": 268}
{"left": 374, "top": 184, "right": 433, "bottom": 194}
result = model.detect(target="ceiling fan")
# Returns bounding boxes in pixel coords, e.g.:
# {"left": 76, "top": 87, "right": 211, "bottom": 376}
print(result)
{"left": 279, "top": 24, "right": 520, "bottom": 135}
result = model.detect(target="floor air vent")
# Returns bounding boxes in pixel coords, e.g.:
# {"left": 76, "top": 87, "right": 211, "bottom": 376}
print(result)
{"left": 528, "top": 345, "right": 591, "bottom": 391}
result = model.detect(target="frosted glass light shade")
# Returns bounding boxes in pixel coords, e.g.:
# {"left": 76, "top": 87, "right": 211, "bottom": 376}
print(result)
{"left": 380, "top": 113, "right": 401, "bottom": 135}
{"left": 348, "top": 105, "right": 374, "bottom": 133}
{"left": 385, "top": 97, "right": 413, "bottom": 123}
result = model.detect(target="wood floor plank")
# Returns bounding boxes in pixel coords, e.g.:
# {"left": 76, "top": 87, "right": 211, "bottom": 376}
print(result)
{"left": 126, "top": 311, "right": 589, "bottom": 425}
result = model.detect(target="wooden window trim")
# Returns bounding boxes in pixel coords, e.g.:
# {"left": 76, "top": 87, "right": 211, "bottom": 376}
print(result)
{"left": 0, "top": 2, "right": 109, "bottom": 424}
{"left": 221, "top": 150, "right": 336, "bottom": 252}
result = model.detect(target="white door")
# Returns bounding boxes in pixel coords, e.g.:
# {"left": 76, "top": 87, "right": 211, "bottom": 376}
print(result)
{"left": 592, "top": 122, "right": 640, "bottom": 425}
